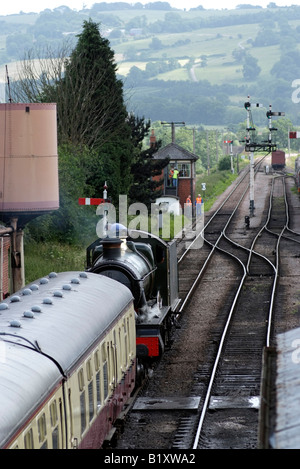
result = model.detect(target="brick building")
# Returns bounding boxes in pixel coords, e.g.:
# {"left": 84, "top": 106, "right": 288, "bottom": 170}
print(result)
{"left": 152, "top": 142, "right": 198, "bottom": 215}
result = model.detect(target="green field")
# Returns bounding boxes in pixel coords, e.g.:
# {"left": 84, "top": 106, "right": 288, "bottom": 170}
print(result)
{"left": 114, "top": 20, "right": 294, "bottom": 87}
{"left": 2, "top": 6, "right": 300, "bottom": 125}
{"left": 1, "top": 6, "right": 293, "bottom": 89}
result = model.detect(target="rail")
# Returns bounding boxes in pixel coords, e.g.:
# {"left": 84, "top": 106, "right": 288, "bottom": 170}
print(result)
{"left": 178, "top": 155, "right": 266, "bottom": 265}
{"left": 177, "top": 156, "right": 266, "bottom": 316}
{"left": 191, "top": 171, "right": 290, "bottom": 448}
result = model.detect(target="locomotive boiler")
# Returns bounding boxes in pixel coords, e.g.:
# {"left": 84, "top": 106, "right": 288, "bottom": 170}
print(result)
{"left": 86, "top": 230, "right": 180, "bottom": 362}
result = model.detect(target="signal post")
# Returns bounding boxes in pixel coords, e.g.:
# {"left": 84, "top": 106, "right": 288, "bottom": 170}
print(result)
{"left": 244, "top": 97, "right": 284, "bottom": 218}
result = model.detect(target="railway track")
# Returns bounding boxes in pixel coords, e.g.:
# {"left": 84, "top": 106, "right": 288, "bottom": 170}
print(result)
{"left": 176, "top": 157, "right": 265, "bottom": 310}
{"left": 113, "top": 162, "right": 299, "bottom": 451}
{"left": 193, "top": 174, "right": 294, "bottom": 449}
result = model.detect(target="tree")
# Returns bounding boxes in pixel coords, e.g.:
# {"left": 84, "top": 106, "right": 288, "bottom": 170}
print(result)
{"left": 10, "top": 42, "right": 71, "bottom": 103}
{"left": 25, "top": 144, "right": 98, "bottom": 244}
{"left": 242, "top": 53, "right": 261, "bottom": 81}
{"left": 128, "top": 114, "right": 169, "bottom": 207}
{"left": 218, "top": 155, "right": 231, "bottom": 171}
{"left": 46, "top": 19, "right": 130, "bottom": 151}
{"left": 59, "top": 19, "right": 135, "bottom": 202}
{"left": 261, "top": 117, "right": 296, "bottom": 150}
{"left": 149, "top": 37, "right": 164, "bottom": 50}
{"left": 12, "top": 20, "right": 137, "bottom": 205}
{"left": 271, "top": 50, "right": 300, "bottom": 82}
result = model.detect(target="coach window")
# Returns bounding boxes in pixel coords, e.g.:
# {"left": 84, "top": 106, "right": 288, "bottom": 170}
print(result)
{"left": 78, "top": 368, "right": 86, "bottom": 434}
{"left": 127, "top": 317, "right": 133, "bottom": 358}
{"left": 24, "top": 428, "right": 34, "bottom": 449}
{"left": 119, "top": 328, "right": 124, "bottom": 372}
{"left": 111, "top": 332, "right": 117, "bottom": 387}
{"left": 87, "top": 359, "right": 94, "bottom": 422}
{"left": 94, "top": 350, "right": 102, "bottom": 411}
{"left": 102, "top": 344, "right": 109, "bottom": 400}
{"left": 50, "top": 400, "right": 59, "bottom": 449}
{"left": 38, "top": 413, "right": 47, "bottom": 448}
{"left": 124, "top": 321, "right": 128, "bottom": 368}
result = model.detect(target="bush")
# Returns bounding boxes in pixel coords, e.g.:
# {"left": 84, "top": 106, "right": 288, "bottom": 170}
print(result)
{"left": 24, "top": 144, "right": 99, "bottom": 246}
{"left": 218, "top": 155, "right": 232, "bottom": 171}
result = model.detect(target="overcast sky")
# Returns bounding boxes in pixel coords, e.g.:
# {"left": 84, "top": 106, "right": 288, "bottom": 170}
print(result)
{"left": 0, "top": 0, "right": 297, "bottom": 16}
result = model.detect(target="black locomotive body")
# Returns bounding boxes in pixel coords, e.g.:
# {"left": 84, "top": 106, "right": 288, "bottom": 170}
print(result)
{"left": 86, "top": 230, "right": 180, "bottom": 362}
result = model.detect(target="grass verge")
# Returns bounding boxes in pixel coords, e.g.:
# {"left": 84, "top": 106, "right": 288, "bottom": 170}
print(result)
{"left": 24, "top": 242, "right": 86, "bottom": 284}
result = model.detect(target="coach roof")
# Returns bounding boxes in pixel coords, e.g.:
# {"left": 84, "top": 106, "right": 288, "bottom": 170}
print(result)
{"left": 0, "top": 272, "right": 133, "bottom": 447}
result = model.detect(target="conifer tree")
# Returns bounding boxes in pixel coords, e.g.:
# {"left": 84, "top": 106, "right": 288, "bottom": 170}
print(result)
{"left": 127, "top": 113, "right": 169, "bottom": 207}
{"left": 55, "top": 19, "right": 134, "bottom": 202}
{"left": 59, "top": 19, "right": 128, "bottom": 149}
{"left": 33, "top": 19, "right": 134, "bottom": 203}
{"left": 13, "top": 20, "right": 163, "bottom": 209}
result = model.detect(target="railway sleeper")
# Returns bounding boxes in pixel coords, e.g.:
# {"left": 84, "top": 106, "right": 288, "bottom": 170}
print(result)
{"left": 209, "top": 395, "right": 260, "bottom": 410}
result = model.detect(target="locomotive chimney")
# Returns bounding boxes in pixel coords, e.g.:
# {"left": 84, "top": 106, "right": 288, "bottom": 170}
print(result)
{"left": 101, "top": 238, "right": 122, "bottom": 259}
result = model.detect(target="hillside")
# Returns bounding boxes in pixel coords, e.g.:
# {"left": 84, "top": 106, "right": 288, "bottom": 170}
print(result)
{"left": 1, "top": 3, "right": 300, "bottom": 126}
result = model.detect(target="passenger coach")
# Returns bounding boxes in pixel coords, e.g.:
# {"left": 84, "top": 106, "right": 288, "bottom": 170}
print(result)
{"left": 0, "top": 272, "right": 136, "bottom": 449}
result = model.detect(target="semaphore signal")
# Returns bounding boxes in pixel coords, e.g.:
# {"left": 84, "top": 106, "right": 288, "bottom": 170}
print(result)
{"left": 243, "top": 97, "right": 285, "bottom": 218}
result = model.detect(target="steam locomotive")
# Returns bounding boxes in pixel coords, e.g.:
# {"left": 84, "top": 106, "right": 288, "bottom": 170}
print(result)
{"left": 86, "top": 229, "right": 180, "bottom": 366}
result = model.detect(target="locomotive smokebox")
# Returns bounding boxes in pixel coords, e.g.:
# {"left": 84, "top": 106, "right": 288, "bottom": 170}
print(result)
{"left": 0, "top": 103, "right": 59, "bottom": 225}
{"left": 101, "top": 238, "right": 122, "bottom": 259}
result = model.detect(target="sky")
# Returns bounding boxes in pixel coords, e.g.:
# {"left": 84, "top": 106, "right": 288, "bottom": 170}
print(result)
{"left": 0, "top": 0, "right": 297, "bottom": 17}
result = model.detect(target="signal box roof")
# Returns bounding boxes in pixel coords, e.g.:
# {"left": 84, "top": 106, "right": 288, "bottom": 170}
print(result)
{"left": 153, "top": 143, "right": 198, "bottom": 161}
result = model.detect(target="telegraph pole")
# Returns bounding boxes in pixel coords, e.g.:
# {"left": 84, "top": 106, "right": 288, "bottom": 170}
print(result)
{"left": 224, "top": 139, "right": 234, "bottom": 173}
{"left": 206, "top": 130, "right": 210, "bottom": 175}
{"left": 161, "top": 121, "right": 185, "bottom": 143}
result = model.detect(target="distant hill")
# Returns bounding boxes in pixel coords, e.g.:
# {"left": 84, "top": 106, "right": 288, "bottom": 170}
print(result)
{"left": 1, "top": 2, "right": 300, "bottom": 126}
